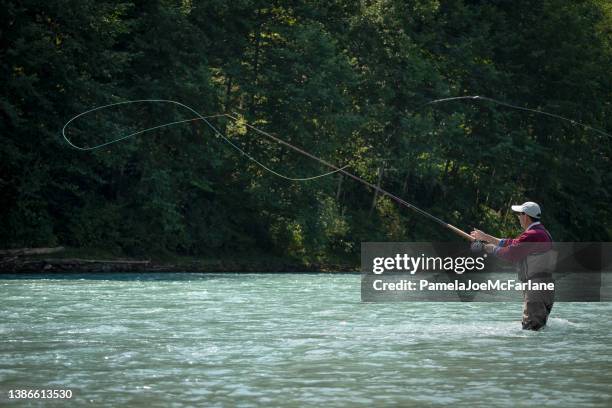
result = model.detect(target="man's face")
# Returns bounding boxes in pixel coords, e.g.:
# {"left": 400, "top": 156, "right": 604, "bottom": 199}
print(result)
{"left": 517, "top": 213, "right": 528, "bottom": 229}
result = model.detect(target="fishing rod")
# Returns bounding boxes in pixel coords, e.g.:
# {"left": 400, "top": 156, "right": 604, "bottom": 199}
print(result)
{"left": 223, "top": 113, "right": 475, "bottom": 241}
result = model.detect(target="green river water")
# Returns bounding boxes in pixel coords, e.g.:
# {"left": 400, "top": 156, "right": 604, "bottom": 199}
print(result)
{"left": 1, "top": 273, "right": 611, "bottom": 407}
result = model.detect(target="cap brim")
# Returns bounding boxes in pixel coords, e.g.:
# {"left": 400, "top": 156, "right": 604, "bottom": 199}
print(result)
{"left": 511, "top": 205, "right": 523, "bottom": 213}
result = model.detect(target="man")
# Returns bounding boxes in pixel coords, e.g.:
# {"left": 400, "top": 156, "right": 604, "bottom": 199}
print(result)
{"left": 470, "top": 201, "right": 555, "bottom": 330}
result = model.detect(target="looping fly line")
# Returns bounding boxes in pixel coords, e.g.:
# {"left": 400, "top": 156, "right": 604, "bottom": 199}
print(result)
{"left": 62, "top": 99, "right": 349, "bottom": 182}
{"left": 62, "top": 96, "right": 610, "bottom": 183}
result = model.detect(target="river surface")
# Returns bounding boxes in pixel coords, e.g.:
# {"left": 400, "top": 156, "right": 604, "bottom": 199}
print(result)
{"left": 1, "top": 273, "right": 611, "bottom": 407}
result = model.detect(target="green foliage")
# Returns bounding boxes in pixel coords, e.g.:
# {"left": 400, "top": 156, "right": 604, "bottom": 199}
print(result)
{"left": 1, "top": 0, "right": 610, "bottom": 260}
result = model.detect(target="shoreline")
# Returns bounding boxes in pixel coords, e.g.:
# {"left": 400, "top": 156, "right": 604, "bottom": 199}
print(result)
{"left": 0, "top": 252, "right": 359, "bottom": 274}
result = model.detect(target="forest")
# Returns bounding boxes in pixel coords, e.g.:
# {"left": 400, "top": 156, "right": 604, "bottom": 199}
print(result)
{"left": 1, "top": 0, "right": 611, "bottom": 265}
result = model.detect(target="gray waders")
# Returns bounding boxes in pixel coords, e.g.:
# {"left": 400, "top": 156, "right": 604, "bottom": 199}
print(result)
{"left": 518, "top": 251, "right": 557, "bottom": 330}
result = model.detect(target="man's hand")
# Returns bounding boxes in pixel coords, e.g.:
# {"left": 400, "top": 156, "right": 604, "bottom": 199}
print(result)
{"left": 470, "top": 229, "right": 502, "bottom": 245}
{"left": 470, "top": 229, "right": 490, "bottom": 242}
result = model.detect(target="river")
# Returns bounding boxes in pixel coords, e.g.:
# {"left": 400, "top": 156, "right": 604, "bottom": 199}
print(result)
{"left": 1, "top": 273, "right": 611, "bottom": 407}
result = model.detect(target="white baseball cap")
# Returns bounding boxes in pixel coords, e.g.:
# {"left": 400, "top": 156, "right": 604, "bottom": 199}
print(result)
{"left": 511, "top": 201, "right": 541, "bottom": 219}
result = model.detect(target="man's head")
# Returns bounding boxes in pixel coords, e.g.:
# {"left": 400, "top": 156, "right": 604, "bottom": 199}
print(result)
{"left": 511, "top": 201, "right": 541, "bottom": 229}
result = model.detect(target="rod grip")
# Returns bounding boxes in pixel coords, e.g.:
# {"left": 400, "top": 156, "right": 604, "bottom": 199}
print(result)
{"left": 446, "top": 223, "right": 474, "bottom": 241}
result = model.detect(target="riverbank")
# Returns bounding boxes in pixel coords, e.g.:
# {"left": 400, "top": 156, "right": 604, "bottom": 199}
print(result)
{"left": 0, "top": 247, "right": 359, "bottom": 273}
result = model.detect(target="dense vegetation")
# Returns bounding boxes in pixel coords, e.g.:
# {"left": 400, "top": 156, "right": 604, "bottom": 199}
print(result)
{"left": 1, "top": 0, "right": 611, "bottom": 263}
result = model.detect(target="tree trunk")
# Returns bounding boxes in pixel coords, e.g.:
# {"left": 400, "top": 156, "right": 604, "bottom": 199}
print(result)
{"left": 370, "top": 166, "right": 384, "bottom": 216}
{"left": 250, "top": 9, "right": 262, "bottom": 115}
{"left": 0, "top": 247, "right": 65, "bottom": 256}
{"left": 224, "top": 75, "right": 233, "bottom": 112}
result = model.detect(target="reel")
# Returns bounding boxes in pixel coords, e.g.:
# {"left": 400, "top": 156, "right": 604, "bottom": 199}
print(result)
{"left": 470, "top": 240, "right": 486, "bottom": 253}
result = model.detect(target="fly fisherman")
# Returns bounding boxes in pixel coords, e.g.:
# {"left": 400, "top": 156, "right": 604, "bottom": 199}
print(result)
{"left": 470, "top": 202, "right": 555, "bottom": 330}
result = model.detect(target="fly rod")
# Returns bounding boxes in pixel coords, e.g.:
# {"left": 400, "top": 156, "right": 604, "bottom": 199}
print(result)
{"left": 224, "top": 113, "right": 474, "bottom": 242}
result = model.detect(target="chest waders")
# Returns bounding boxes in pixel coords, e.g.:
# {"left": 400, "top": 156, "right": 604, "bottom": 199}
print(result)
{"left": 518, "top": 250, "right": 557, "bottom": 330}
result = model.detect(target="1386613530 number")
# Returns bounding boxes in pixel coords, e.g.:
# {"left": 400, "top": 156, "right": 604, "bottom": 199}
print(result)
{"left": 8, "top": 389, "right": 72, "bottom": 399}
